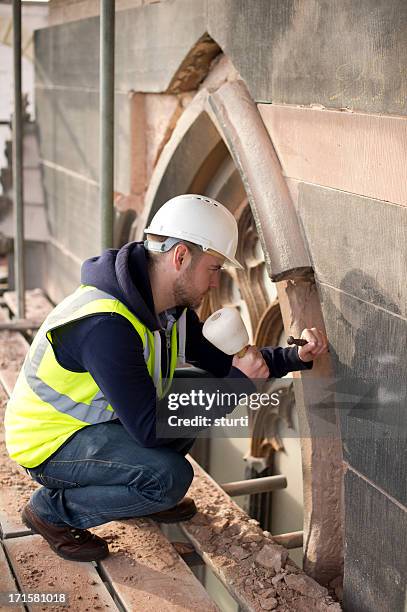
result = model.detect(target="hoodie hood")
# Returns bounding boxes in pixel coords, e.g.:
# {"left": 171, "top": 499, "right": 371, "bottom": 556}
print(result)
{"left": 81, "top": 241, "right": 161, "bottom": 331}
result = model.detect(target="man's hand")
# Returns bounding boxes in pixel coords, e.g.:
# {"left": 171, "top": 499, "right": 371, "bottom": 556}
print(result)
{"left": 297, "top": 328, "right": 329, "bottom": 363}
{"left": 232, "top": 346, "right": 270, "bottom": 379}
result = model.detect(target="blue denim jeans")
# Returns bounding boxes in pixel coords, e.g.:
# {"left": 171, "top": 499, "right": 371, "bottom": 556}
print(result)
{"left": 27, "top": 422, "right": 195, "bottom": 529}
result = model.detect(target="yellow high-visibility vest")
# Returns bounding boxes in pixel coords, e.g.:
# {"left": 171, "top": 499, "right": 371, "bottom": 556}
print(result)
{"left": 5, "top": 285, "right": 186, "bottom": 468}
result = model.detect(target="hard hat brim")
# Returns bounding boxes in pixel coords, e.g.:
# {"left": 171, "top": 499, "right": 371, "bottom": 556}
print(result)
{"left": 144, "top": 226, "right": 244, "bottom": 270}
{"left": 224, "top": 255, "right": 244, "bottom": 270}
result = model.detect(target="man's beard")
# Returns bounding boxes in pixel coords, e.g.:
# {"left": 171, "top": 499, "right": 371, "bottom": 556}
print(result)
{"left": 173, "top": 271, "right": 206, "bottom": 310}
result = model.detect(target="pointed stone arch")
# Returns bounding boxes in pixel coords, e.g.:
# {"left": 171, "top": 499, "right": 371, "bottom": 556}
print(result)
{"left": 134, "top": 61, "right": 343, "bottom": 584}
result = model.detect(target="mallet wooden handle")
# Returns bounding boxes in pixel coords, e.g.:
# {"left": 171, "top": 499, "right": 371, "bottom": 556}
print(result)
{"left": 287, "top": 336, "right": 308, "bottom": 347}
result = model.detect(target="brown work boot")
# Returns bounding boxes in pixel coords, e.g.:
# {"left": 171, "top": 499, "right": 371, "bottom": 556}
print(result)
{"left": 22, "top": 503, "right": 109, "bottom": 562}
{"left": 145, "top": 496, "right": 197, "bottom": 523}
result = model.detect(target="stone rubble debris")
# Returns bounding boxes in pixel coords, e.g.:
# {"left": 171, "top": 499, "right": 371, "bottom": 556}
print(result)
{"left": 183, "top": 464, "right": 342, "bottom": 611}
{"left": 255, "top": 544, "right": 289, "bottom": 573}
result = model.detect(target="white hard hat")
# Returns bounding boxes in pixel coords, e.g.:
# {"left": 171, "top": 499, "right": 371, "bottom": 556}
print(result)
{"left": 144, "top": 194, "right": 243, "bottom": 269}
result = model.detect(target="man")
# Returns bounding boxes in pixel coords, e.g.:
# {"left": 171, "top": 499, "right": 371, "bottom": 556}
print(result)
{"left": 5, "top": 194, "right": 328, "bottom": 562}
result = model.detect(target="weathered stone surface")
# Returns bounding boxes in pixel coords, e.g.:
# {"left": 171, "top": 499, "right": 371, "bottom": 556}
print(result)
{"left": 271, "top": 573, "right": 285, "bottom": 587}
{"left": 208, "top": 0, "right": 407, "bottom": 114}
{"left": 255, "top": 544, "right": 288, "bottom": 573}
{"left": 44, "top": 241, "right": 81, "bottom": 304}
{"left": 35, "top": 86, "right": 99, "bottom": 180}
{"left": 259, "top": 597, "right": 277, "bottom": 610}
{"left": 141, "top": 97, "right": 224, "bottom": 231}
{"left": 116, "top": 0, "right": 208, "bottom": 92}
{"left": 143, "top": 92, "right": 181, "bottom": 180}
{"left": 343, "top": 468, "right": 407, "bottom": 612}
{"left": 36, "top": 1, "right": 209, "bottom": 92}
{"left": 258, "top": 105, "right": 407, "bottom": 208}
{"left": 35, "top": 87, "right": 131, "bottom": 193}
{"left": 230, "top": 544, "right": 251, "bottom": 560}
{"left": 318, "top": 282, "right": 407, "bottom": 506}
{"left": 298, "top": 184, "right": 407, "bottom": 318}
{"left": 167, "top": 33, "right": 220, "bottom": 94}
{"left": 42, "top": 165, "right": 99, "bottom": 261}
{"left": 8, "top": 242, "right": 46, "bottom": 292}
{"left": 276, "top": 278, "right": 344, "bottom": 583}
{"left": 48, "top": 0, "right": 145, "bottom": 26}
{"left": 284, "top": 573, "right": 328, "bottom": 599}
{"left": 35, "top": 17, "right": 100, "bottom": 90}
{"left": 208, "top": 80, "right": 312, "bottom": 280}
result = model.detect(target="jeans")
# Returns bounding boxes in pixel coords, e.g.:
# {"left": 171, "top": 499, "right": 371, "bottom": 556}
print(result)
{"left": 27, "top": 422, "right": 195, "bottom": 529}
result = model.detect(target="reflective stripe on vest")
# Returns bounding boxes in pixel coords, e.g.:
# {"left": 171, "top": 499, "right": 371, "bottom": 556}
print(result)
{"left": 25, "top": 287, "right": 120, "bottom": 423}
{"left": 24, "top": 286, "right": 184, "bottom": 420}
{"left": 177, "top": 310, "right": 187, "bottom": 366}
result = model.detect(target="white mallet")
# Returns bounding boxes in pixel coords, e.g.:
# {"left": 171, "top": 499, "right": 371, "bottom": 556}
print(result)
{"left": 203, "top": 307, "right": 249, "bottom": 357}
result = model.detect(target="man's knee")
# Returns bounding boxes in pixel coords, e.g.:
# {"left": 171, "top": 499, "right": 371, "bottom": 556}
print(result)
{"left": 162, "top": 453, "right": 194, "bottom": 505}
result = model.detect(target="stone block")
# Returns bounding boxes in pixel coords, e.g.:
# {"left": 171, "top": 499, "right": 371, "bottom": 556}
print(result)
{"left": 36, "top": 0, "right": 208, "bottom": 93}
{"left": 35, "top": 87, "right": 130, "bottom": 193}
{"left": 8, "top": 242, "right": 46, "bottom": 291}
{"left": 343, "top": 469, "right": 407, "bottom": 612}
{"left": 144, "top": 93, "right": 181, "bottom": 180}
{"left": 35, "top": 86, "right": 99, "bottom": 181}
{"left": 23, "top": 129, "right": 41, "bottom": 168}
{"left": 319, "top": 283, "right": 407, "bottom": 506}
{"left": 44, "top": 241, "right": 81, "bottom": 304}
{"left": 42, "top": 165, "right": 99, "bottom": 261}
{"left": 258, "top": 105, "right": 407, "bottom": 208}
{"left": 23, "top": 168, "right": 44, "bottom": 206}
{"left": 35, "top": 17, "right": 100, "bottom": 90}
{"left": 114, "top": 92, "right": 132, "bottom": 195}
{"left": 0, "top": 201, "right": 48, "bottom": 243}
{"left": 115, "top": 0, "right": 207, "bottom": 92}
{"left": 208, "top": 0, "right": 407, "bottom": 114}
{"left": 298, "top": 184, "right": 407, "bottom": 318}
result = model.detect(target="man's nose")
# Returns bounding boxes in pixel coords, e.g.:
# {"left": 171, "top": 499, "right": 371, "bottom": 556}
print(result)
{"left": 209, "top": 275, "right": 220, "bottom": 289}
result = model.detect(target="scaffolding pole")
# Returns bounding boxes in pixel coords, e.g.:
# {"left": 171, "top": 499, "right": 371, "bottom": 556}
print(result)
{"left": 221, "top": 474, "right": 287, "bottom": 497}
{"left": 99, "top": 0, "right": 115, "bottom": 251}
{"left": 12, "top": 0, "right": 25, "bottom": 318}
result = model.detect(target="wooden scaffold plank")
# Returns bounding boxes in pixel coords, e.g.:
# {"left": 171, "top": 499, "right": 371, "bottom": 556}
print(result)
{"left": 95, "top": 518, "right": 219, "bottom": 611}
{"left": 0, "top": 544, "right": 24, "bottom": 611}
{"left": 3, "top": 289, "right": 53, "bottom": 325}
{"left": 4, "top": 535, "right": 118, "bottom": 612}
{"left": 0, "top": 308, "right": 29, "bottom": 396}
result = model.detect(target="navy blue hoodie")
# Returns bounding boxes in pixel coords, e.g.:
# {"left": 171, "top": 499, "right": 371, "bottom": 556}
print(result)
{"left": 51, "top": 242, "right": 311, "bottom": 447}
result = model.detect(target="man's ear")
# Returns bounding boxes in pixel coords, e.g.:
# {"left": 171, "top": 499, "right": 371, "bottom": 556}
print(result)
{"left": 173, "top": 244, "right": 189, "bottom": 271}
